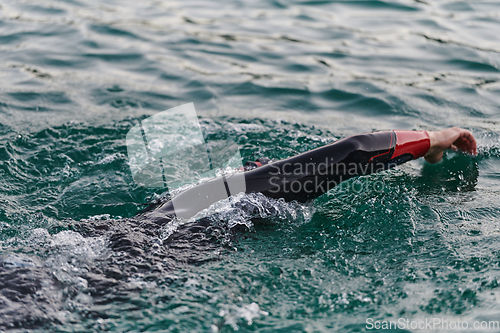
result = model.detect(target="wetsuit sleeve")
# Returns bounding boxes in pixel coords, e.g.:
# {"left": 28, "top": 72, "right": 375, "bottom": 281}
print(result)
{"left": 244, "top": 130, "right": 430, "bottom": 202}
{"left": 392, "top": 130, "right": 430, "bottom": 160}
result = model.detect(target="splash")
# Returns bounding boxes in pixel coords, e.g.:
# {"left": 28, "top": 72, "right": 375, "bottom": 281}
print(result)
{"left": 215, "top": 302, "right": 269, "bottom": 331}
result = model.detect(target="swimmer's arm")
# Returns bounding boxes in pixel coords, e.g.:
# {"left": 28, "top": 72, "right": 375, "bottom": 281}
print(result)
{"left": 146, "top": 127, "right": 478, "bottom": 217}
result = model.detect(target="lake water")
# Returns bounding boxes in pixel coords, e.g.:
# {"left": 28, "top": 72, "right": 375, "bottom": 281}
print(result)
{"left": 1, "top": 0, "right": 500, "bottom": 331}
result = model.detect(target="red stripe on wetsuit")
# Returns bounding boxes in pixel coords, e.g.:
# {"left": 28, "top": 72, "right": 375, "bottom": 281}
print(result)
{"left": 392, "top": 130, "right": 430, "bottom": 160}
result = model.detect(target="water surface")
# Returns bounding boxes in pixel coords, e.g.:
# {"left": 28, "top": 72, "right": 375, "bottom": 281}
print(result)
{"left": 1, "top": 0, "right": 500, "bottom": 331}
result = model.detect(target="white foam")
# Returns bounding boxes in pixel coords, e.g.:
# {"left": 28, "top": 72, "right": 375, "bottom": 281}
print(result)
{"left": 219, "top": 302, "right": 268, "bottom": 330}
{"left": 97, "top": 153, "right": 127, "bottom": 165}
{"left": 191, "top": 192, "right": 315, "bottom": 230}
{"left": 159, "top": 192, "right": 314, "bottom": 244}
{"left": 50, "top": 230, "right": 106, "bottom": 258}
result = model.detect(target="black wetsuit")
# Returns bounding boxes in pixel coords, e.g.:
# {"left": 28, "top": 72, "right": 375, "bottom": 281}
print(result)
{"left": 143, "top": 130, "right": 430, "bottom": 225}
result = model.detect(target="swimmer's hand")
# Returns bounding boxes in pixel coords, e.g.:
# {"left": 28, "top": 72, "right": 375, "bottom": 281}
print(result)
{"left": 425, "top": 127, "right": 478, "bottom": 163}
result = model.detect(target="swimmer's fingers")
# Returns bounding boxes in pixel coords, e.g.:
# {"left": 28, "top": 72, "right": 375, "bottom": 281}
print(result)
{"left": 452, "top": 130, "right": 478, "bottom": 155}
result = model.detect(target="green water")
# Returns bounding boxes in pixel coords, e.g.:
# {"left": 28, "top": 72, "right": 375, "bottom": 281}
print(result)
{"left": 1, "top": 0, "right": 500, "bottom": 331}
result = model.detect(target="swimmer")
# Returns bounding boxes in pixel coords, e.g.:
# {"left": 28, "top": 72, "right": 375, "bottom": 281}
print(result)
{"left": 142, "top": 127, "right": 477, "bottom": 224}
{"left": 0, "top": 127, "right": 477, "bottom": 328}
